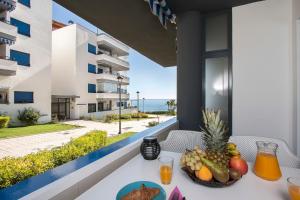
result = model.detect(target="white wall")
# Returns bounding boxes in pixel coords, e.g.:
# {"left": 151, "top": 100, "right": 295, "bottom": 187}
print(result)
{"left": 0, "top": 0, "right": 52, "bottom": 124}
{"left": 75, "top": 24, "right": 98, "bottom": 118}
{"left": 295, "top": 0, "right": 300, "bottom": 156}
{"left": 52, "top": 25, "right": 77, "bottom": 95}
{"left": 232, "top": 0, "right": 298, "bottom": 153}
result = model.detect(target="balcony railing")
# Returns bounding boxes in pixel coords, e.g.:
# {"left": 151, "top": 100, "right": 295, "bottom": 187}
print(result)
{"left": 0, "top": 19, "right": 17, "bottom": 45}
{"left": 0, "top": 56, "right": 17, "bottom": 76}
{"left": 0, "top": 0, "right": 16, "bottom": 12}
{"left": 97, "top": 33, "right": 129, "bottom": 57}
{"left": 0, "top": 118, "right": 178, "bottom": 199}
{"left": 96, "top": 72, "right": 130, "bottom": 85}
{"left": 96, "top": 91, "right": 129, "bottom": 100}
{"left": 96, "top": 53, "right": 129, "bottom": 71}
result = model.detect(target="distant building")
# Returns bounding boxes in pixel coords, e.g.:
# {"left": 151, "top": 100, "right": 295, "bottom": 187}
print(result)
{"left": 0, "top": 0, "right": 52, "bottom": 124}
{"left": 51, "top": 21, "right": 131, "bottom": 120}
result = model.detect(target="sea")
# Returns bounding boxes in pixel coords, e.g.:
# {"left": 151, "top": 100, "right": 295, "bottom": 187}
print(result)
{"left": 130, "top": 99, "right": 174, "bottom": 112}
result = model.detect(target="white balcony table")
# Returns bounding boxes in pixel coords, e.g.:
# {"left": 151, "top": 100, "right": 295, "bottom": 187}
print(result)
{"left": 76, "top": 151, "right": 300, "bottom": 200}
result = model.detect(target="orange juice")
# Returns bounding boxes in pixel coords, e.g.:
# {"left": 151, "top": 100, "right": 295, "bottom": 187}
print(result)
{"left": 288, "top": 185, "right": 300, "bottom": 200}
{"left": 253, "top": 152, "right": 282, "bottom": 181}
{"left": 160, "top": 165, "right": 172, "bottom": 184}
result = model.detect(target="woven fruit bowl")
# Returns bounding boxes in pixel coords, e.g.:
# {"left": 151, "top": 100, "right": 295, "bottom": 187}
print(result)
{"left": 181, "top": 167, "right": 239, "bottom": 188}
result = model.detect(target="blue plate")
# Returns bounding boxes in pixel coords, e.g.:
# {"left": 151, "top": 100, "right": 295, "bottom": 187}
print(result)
{"left": 116, "top": 181, "right": 166, "bottom": 200}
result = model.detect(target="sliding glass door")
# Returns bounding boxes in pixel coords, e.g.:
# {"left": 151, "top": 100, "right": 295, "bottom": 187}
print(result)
{"left": 203, "top": 11, "right": 232, "bottom": 132}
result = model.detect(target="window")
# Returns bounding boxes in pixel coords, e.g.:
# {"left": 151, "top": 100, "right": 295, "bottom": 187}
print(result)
{"left": 117, "top": 102, "right": 127, "bottom": 107}
{"left": 10, "top": 18, "right": 30, "bottom": 37}
{"left": 18, "top": 0, "right": 30, "bottom": 7}
{"left": 88, "top": 84, "right": 96, "bottom": 93}
{"left": 88, "top": 64, "right": 96, "bottom": 74}
{"left": 88, "top": 103, "right": 96, "bottom": 113}
{"left": 88, "top": 44, "right": 96, "bottom": 55}
{"left": 10, "top": 50, "right": 30, "bottom": 66}
{"left": 0, "top": 91, "right": 8, "bottom": 104}
{"left": 14, "top": 91, "right": 33, "bottom": 104}
{"left": 97, "top": 68, "right": 103, "bottom": 74}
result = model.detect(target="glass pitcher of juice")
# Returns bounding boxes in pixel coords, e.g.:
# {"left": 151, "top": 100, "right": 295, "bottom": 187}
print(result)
{"left": 253, "top": 141, "right": 282, "bottom": 181}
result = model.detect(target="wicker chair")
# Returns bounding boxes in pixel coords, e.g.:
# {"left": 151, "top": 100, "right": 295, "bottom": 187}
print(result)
{"left": 160, "top": 130, "right": 204, "bottom": 153}
{"left": 229, "top": 136, "right": 300, "bottom": 168}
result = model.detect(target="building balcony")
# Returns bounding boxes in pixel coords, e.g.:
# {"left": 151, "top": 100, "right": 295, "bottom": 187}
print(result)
{"left": 96, "top": 92, "right": 129, "bottom": 100}
{"left": 0, "top": 0, "right": 16, "bottom": 12}
{"left": 0, "top": 20, "right": 17, "bottom": 45}
{"left": 96, "top": 73, "right": 129, "bottom": 85}
{"left": 96, "top": 54, "right": 129, "bottom": 71}
{"left": 97, "top": 33, "right": 129, "bottom": 57}
{"left": 0, "top": 57, "right": 17, "bottom": 76}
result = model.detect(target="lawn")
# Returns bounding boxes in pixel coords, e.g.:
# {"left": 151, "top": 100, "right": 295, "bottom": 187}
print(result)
{"left": 0, "top": 123, "right": 81, "bottom": 139}
{"left": 106, "top": 131, "right": 136, "bottom": 146}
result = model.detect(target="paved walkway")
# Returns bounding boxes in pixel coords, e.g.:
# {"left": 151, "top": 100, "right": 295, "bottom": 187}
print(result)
{"left": 0, "top": 115, "right": 174, "bottom": 158}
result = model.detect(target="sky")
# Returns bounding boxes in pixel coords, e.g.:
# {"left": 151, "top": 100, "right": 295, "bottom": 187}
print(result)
{"left": 52, "top": 2, "right": 177, "bottom": 100}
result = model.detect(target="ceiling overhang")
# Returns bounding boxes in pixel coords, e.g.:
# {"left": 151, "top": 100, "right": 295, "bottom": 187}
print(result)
{"left": 54, "top": 0, "right": 263, "bottom": 67}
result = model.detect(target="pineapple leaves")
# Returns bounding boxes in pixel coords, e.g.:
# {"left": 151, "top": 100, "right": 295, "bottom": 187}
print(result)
{"left": 200, "top": 109, "right": 229, "bottom": 151}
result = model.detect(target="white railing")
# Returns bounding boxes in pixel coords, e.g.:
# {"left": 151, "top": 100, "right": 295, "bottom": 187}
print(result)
{"left": 96, "top": 73, "right": 129, "bottom": 85}
{"left": 21, "top": 118, "right": 178, "bottom": 200}
{"left": 97, "top": 33, "right": 129, "bottom": 56}
{"left": 96, "top": 92, "right": 130, "bottom": 100}
{"left": 0, "top": 20, "right": 17, "bottom": 41}
{"left": 0, "top": 57, "right": 17, "bottom": 76}
{"left": 96, "top": 54, "right": 129, "bottom": 71}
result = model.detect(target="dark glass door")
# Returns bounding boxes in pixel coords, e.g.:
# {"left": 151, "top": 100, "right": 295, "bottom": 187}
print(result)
{"left": 203, "top": 11, "right": 232, "bottom": 132}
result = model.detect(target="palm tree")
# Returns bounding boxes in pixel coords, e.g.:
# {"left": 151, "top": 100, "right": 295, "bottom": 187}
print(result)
{"left": 169, "top": 99, "right": 176, "bottom": 111}
{"left": 166, "top": 101, "right": 171, "bottom": 111}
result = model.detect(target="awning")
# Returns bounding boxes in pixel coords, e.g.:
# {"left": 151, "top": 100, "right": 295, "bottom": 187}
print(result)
{"left": 0, "top": 36, "right": 15, "bottom": 45}
{"left": 0, "top": 0, "right": 16, "bottom": 12}
{"left": 145, "top": 0, "right": 176, "bottom": 29}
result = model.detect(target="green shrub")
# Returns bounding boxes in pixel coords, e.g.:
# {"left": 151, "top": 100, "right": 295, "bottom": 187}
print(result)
{"left": 104, "top": 113, "right": 148, "bottom": 123}
{"left": 148, "top": 121, "right": 159, "bottom": 127}
{"left": 146, "top": 111, "right": 169, "bottom": 115}
{"left": 105, "top": 114, "right": 118, "bottom": 123}
{"left": 168, "top": 110, "right": 176, "bottom": 116}
{"left": 0, "top": 116, "right": 10, "bottom": 128}
{"left": 146, "top": 111, "right": 176, "bottom": 116}
{"left": 0, "top": 130, "right": 107, "bottom": 189}
{"left": 131, "top": 113, "right": 148, "bottom": 119}
{"left": 18, "top": 108, "right": 41, "bottom": 125}
{"left": 121, "top": 114, "right": 131, "bottom": 120}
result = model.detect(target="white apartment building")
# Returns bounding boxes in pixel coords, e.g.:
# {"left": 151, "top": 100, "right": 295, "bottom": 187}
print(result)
{"left": 52, "top": 22, "right": 131, "bottom": 120}
{"left": 0, "top": 0, "right": 52, "bottom": 124}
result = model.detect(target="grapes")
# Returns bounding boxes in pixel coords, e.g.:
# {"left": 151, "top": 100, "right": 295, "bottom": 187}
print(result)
{"left": 180, "top": 146, "right": 206, "bottom": 171}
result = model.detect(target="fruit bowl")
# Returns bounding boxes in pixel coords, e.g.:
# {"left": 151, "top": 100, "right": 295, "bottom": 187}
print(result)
{"left": 180, "top": 110, "right": 248, "bottom": 188}
{"left": 181, "top": 167, "right": 239, "bottom": 188}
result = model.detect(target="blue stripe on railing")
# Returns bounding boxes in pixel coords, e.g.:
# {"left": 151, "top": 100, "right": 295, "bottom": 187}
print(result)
{"left": 0, "top": 118, "right": 177, "bottom": 200}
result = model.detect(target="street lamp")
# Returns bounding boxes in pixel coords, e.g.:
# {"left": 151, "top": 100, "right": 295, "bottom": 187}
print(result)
{"left": 142, "top": 98, "right": 145, "bottom": 113}
{"left": 136, "top": 91, "right": 140, "bottom": 112}
{"left": 117, "top": 75, "right": 123, "bottom": 135}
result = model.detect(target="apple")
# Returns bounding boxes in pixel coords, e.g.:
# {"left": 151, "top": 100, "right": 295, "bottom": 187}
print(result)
{"left": 230, "top": 157, "right": 248, "bottom": 175}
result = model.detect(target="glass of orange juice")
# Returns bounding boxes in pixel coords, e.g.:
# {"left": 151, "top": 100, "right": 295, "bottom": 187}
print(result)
{"left": 253, "top": 141, "right": 282, "bottom": 181}
{"left": 288, "top": 177, "right": 300, "bottom": 200}
{"left": 158, "top": 156, "right": 174, "bottom": 185}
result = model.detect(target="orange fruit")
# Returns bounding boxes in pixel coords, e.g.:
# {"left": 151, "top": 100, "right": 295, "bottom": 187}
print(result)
{"left": 195, "top": 166, "right": 213, "bottom": 181}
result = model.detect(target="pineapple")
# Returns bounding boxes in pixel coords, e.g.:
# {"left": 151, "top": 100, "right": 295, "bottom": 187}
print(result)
{"left": 201, "top": 109, "right": 230, "bottom": 168}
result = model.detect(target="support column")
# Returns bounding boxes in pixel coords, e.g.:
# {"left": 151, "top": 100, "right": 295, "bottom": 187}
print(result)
{"left": 177, "top": 11, "right": 203, "bottom": 130}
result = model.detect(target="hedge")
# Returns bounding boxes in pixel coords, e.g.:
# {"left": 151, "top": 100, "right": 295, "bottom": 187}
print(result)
{"left": 0, "top": 116, "right": 10, "bottom": 128}
{"left": 0, "top": 130, "right": 107, "bottom": 189}
{"left": 148, "top": 121, "right": 159, "bottom": 127}
{"left": 105, "top": 113, "right": 149, "bottom": 123}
